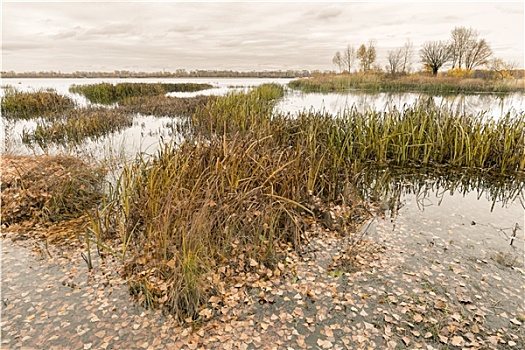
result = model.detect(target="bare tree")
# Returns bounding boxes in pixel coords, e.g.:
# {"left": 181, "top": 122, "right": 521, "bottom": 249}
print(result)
{"left": 420, "top": 40, "right": 451, "bottom": 76}
{"left": 357, "top": 40, "right": 377, "bottom": 72}
{"left": 401, "top": 39, "right": 414, "bottom": 74}
{"left": 489, "top": 57, "right": 518, "bottom": 79}
{"left": 450, "top": 26, "right": 492, "bottom": 70}
{"left": 386, "top": 48, "right": 404, "bottom": 75}
{"left": 465, "top": 39, "right": 492, "bottom": 70}
{"left": 333, "top": 51, "right": 343, "bottom": 72}
{"left": 341, "top": 45, "right": 356, "bottom": 73}
{"left": 450, "top": 26, "right": 477, "bottom": 69}
{"left": 333, "top": 45, "right": 356, "bottom": 73}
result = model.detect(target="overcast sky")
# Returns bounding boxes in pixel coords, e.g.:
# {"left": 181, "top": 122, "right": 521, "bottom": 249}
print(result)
{"left": 2, "top": 1, "right": 524, "bottom": 73}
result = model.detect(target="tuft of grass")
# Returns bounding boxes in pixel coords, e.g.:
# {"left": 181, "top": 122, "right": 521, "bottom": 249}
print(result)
{"left": 95, "top": 84, "right": 368, "bottom": 321}
{"left": 1, "top": 87, "right": 76, "bottom": 119}
{"left": 21, "top": 108, "right": 133, "bottom": 149}
{"left": 69, "top": 82, "right": 213, "bottom": 105}
{"left": 1, "top": 155, "right": 104, "bottom": 225}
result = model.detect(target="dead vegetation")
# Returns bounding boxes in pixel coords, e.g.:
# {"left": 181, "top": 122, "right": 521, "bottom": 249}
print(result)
{"left": 1, "top": 155, "right": 104, "bottom": 241}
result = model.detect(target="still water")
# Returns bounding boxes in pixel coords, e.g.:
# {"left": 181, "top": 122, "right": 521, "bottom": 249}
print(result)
{"left": 1, "top": 77, "right": 524, "bottom": 160}
{"left": 2, "top": 80, "right": 524, "bottom": 286}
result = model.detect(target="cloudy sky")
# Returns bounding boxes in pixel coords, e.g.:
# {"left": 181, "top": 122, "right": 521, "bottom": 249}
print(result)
{"left": 2, "top": 1, "right": 524, "bottom": 73}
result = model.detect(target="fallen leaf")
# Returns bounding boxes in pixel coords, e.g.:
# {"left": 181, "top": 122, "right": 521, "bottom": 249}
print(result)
{"left": 451, "top": 336, "right": 464, "bottom": 347}
{"left": 488, "top": 336, "right": 499, "bottom": 345}
{"left": 510, "top": 318, "right": 522, "bottom": 326}
{"left": 471, "top": 324, "right": 480, "bottom": 333}
{"left": 317, "top": 339, "right": 333, "bottom": 349}
{"left": 363, "top": 322, "right": 374, "bottom": 330}
{"left": 293, "top": 307, "right": 304, "bottom": 318}
{"left": 402, "top": 336, "right": 410, "bottom": 346}
{"left": 434, "top": 300, "right": 446, "bottom": 310}
{"left": 325, "top": 328, "right": 334, "bottom": 337}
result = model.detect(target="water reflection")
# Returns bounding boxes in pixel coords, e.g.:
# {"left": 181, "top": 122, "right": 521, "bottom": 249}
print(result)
{"left": 357, "top": 166, "right": 525, "bottom": 219}
{"left": 276, "top": 89, "right": 524, "bottom": 120}
{"left": 3, "top": 114, "right": 188, "bottom": 164}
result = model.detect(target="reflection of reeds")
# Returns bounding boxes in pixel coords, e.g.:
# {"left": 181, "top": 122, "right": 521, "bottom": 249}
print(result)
{"left": 356, "top": 165, "right": 525, "bottom": 217}
{"left": 69, "top": 82, "right": 213, "bottom": 104}
{"left": 21, "top": 108, "right": 133, "bottom": 149}
{"left": 1, "top": 87, "right": 76, "bottom": 119}
{"left": 289, "top": 74, "right": 523, "bottom": 94}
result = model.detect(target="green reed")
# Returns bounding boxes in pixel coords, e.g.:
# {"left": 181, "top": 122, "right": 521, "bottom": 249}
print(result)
{"left": 1, "top": 87, "right": 76, "bottom": 119}
{"left": 21, "top": 108, "right": 133, "bottom": 149}
{"left": 69, "top": 82, "right": 213, "bottom": 104}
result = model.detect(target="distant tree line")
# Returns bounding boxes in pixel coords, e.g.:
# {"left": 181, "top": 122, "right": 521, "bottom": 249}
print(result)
{"left": 0, "top": 69, "right": 312, "bottom": 79}
{"left": 332, "top": 26, "right": 519, "bottom": 78}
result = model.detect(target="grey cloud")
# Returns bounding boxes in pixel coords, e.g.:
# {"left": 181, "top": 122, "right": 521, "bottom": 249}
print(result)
{"left": 169, "top": 24, "right": 208, "bottom": 34}
{"left": 2, "top": 2, "right": 523, "bottom": 72}
{"left": 85, "top": 23, "right": 137, "bottom": 36}
{"left": 52, "top": 30, "right": 79, "bottom": 40}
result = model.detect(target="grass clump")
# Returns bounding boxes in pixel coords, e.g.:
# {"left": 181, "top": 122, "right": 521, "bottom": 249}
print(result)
{"left": 69, "top": 82, "right": 213, "bottom": 105}
{"left": 21, "top": 108, "right": 133, "bottom": 149}
{"left": 1, "top": 155, "right": 104, "bottom": 225}
{"left": 192, "top": 83, "right": 284, "bottom": 135}
{"left": 1, "top": 87, "right": 76, "bottom": 119}
{"left": 94, "top": 84, "right": 368, "bottom": 321}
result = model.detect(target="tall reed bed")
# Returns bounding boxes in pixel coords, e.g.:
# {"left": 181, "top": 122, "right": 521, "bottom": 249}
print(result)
{"left": 94, "top": 84, "right": 367, "bottom": 320}
{"left": 192, "top": 83, "right": 284, "bottom": 135}
{"left": 320, "top": 103, "right": 525, "bottom": 174}
{"left": 69, "top": 82, "right": 213, "bottom": 104}
{"left": 1, "top": 87, "right": 76, "bottom": 119}
{"left": 93, "top": 83, "right": 524, "bottom": 322}
{"left": 289, "top": 74, "right": 524, "bottom": 94}
{"left": 21, "top": 108, "right": 133, "bottom": 149}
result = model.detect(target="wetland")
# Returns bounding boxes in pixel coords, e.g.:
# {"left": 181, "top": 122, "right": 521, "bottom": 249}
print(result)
{"left": 1, "top": 77, "right": 524, "bottom": 349}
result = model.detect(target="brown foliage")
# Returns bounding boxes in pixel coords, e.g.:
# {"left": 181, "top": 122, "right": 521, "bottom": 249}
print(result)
{"left": 1, "top": 155, "right": 104, "bottom": 225}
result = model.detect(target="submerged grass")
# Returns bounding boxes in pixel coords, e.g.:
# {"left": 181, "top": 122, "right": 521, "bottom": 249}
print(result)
{"left": 289, "top": 74, "right": 525, "bottom": 94}
{"left": 118, "top": 95, "right": 213, "bottom": 117}
{"left": 93, "top": 83, "right": 524, "bottom": 322}
{"left": 1, "top": 87, "right": 76, "bottom": 120}
{"left": 69, "top": 82, "right": 213, "bottom": 105}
